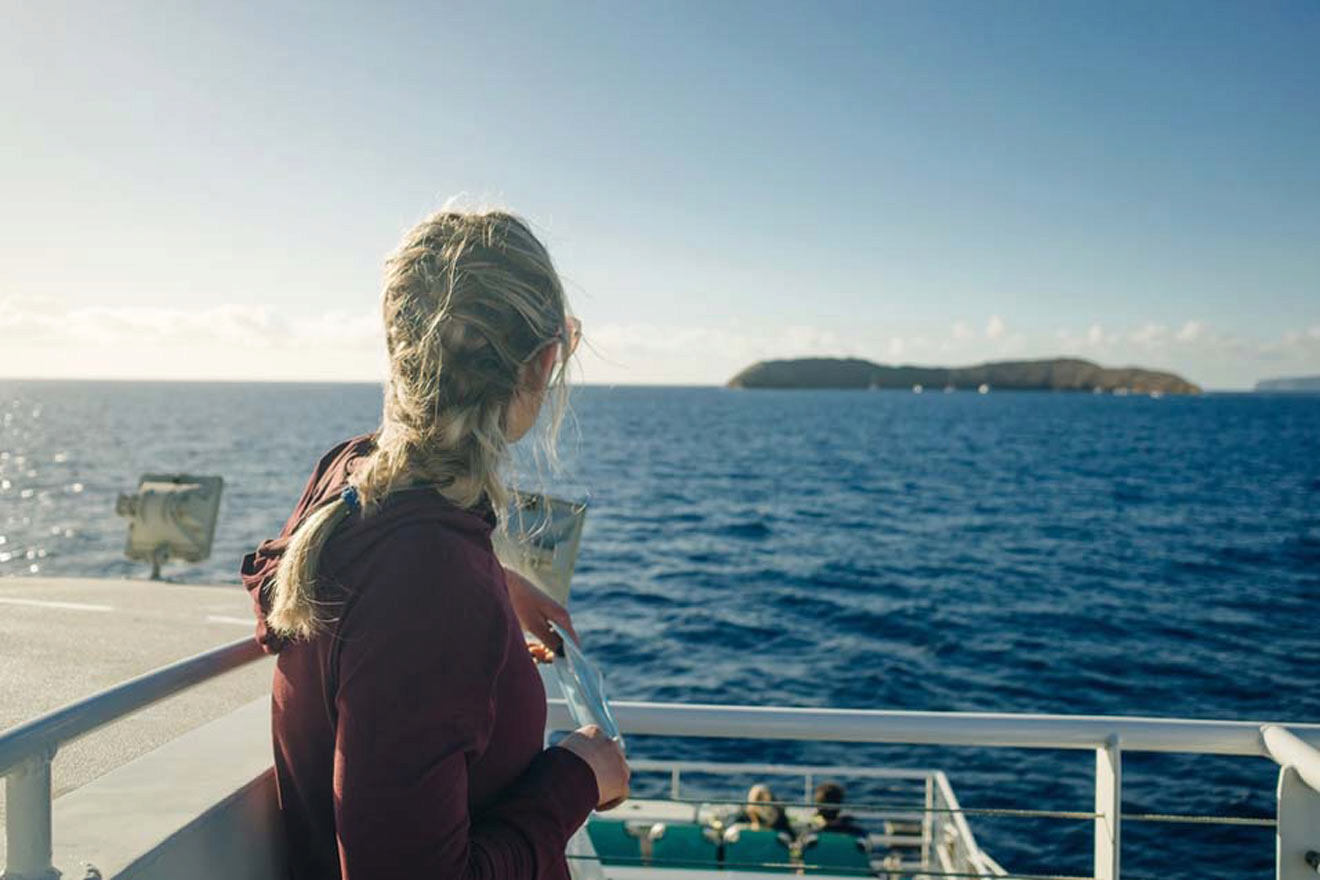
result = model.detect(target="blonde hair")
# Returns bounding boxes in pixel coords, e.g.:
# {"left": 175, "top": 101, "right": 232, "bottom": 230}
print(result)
{"left": 746, "top": 784, "right": 782, "bottom": 829}
{"left": 266, "top": 208, "right": 572, "bottom": 640}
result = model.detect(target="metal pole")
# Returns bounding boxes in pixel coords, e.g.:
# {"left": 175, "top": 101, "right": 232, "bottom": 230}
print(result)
{"left": 1094, "top": 736, "right": 1121, "bottom": 880}
{"left": 1265, "top": 726, "right": 1320, "bottom": 794}
{"left": 0, "top": 637, "right": 262, "bottom": 778}
{"left": 922, "top": 774, "right": 933, "bottom": 873}
{"left": 4, "top": 751, "right": 59, "bottom": 880}
{"left": 1277, "top": 766, "right": 1320, "bottom": 880}
{"left": 546, "top": 699, "right": 1320, "bottom": 755}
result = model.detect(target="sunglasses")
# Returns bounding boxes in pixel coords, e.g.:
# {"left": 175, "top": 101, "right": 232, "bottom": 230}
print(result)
{"left": 560, "top": 315, "right": 582, "bottom": 358}
{"left": 524, "top": 315, "right": 581, "bottom": 379}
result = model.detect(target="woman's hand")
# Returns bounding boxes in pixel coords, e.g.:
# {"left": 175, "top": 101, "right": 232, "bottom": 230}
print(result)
{"left": 557, "top": 724, "right": 630, "bottom": 810}
{"left": 526, "top": 639, "right": 555, "bottom": 664}
{"left": 503, "top": 566, "right": 579, "bottom": 652}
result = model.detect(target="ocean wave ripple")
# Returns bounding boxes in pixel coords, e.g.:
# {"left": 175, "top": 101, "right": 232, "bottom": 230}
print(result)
{"left": 2, "top": 381, "right": 1317, "bottom": 879}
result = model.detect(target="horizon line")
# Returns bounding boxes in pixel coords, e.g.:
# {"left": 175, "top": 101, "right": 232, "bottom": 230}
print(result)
{"left": 0, "top": 375, "right": 1273, "bottom": 393}
{"left": 0, "top": 375, "right": 725, "bottom": 389}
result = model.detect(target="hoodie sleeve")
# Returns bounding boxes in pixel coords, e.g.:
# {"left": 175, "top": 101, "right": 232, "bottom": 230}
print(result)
{"left": 330, "top": 531, "right": 598, "bottom": 880}
{"left": 239, "top": 434, "right": 373, "bottom": 652}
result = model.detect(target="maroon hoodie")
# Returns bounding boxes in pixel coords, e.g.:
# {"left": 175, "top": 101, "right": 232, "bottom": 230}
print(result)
{"left": 240, "top": 435, "right": 598, "bottom": 880}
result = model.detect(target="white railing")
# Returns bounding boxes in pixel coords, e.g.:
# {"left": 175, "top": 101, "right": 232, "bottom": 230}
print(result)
{"left": 0, "top": 637, "right": 264, "bottom": 880}
{"left": 3, "top": 637, "right": 1319, "bottom": 880}
{"left": 545, "top": 701, "right": 1320, "bottom": 880}
{"left": 1262, "top": 726, "right": 1320, "bottom": 880}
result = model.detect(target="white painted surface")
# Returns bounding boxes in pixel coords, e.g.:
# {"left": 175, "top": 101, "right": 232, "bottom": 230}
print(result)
{"left": 1265, "top": 725, "right": 1320, "bottom": 794}
{"left": 4, "top": 756, "right": 56, "bottom": 880}
{"left": 0, "top": 597, "right": 113, "bottom": 612}
{"left": 1094, "top": 738, "right": 1121, "bottom": 880}
{"left": 1276, "top": 767, "right": 1320, "bottom": 880}
{"left": 548, "top": 700, "right": 1320, "bottom": 755}
{"left": 49, "top": 697, "right": 282, "bottom": 880}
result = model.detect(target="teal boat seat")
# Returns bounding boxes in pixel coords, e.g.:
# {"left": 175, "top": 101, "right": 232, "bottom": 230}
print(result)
{"left": 648, "top": 822, "right": 721, "bottom": 869}
{"left": 800, "top": 832, "right": 873, "bottom": 876}
{"left": 722, "top": 828, "right": 796, "bottom": 873}
{"left": 585, "top": 819, "right": 644, "bottom": 866}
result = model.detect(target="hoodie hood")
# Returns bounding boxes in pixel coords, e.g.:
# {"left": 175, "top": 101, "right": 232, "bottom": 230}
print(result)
{"left": 240, "top": 433, "right": 497, "bottom": 652}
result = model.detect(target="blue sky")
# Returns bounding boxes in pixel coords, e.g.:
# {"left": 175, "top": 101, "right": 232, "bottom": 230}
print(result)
{"left": 1, "top": 1, "right": 1317, "bottom": 388}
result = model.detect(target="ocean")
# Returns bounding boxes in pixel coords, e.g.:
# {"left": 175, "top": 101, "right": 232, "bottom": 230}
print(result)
{"left": 1, "top": 380, "right": 1317, "bottom": 878}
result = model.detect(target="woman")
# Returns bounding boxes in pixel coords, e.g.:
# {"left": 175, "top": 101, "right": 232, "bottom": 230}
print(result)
{"left": 239, "top": 209, "right": 629, "bottom": 880}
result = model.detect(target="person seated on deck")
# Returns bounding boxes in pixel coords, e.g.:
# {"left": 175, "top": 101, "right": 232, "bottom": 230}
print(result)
{"left": 723, "top": 783, "right": 795, "bottom": 837}
{"left": 807, "top": 781, "right": 870, "bottom": 840}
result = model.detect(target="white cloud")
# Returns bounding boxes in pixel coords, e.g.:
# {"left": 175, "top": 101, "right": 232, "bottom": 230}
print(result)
{"left": 1001, "top": 332, "right": 1029, "bottom": 353}
{"left": 3, "top": 296, "right": 1318, "bottom": 389}
{"left": 286, "top": 310, "right": 382, "bottom": 348}
{"left": 583, "top": 323, "right": 846, "bottom": 361}
{"left": 0, "top": 296, "right": 380, "bottom": 351}
{"left": 0, "top": 296, "right": 385, "bottom": 381}
{"left": 1128, "top": 323, "right": 1166, "bottom": 347}
{"left": 576, "top": 321, "right": 865, "bottom": 384}
{"left": 1263, "top": 324, "right": 1320, "bottom": 360}
{"left": 583, "top": 316, "right": 1320, "bottom": 386}
{"left": 1175, "top": 320, "right": 1204, "bottom": 343}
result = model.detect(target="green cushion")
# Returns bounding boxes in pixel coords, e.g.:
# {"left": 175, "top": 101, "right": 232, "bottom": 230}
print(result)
{"left": 649, "top": 823, "right": 720, "bottom": 869}
{"left": 801, "top": 832, "right": 872, "bottom": 876}
{"left": 723, "top": 829, "right": 796, "bottom": 873}
{"left": 586, "top": 819, "right": 642, "bottom": 866}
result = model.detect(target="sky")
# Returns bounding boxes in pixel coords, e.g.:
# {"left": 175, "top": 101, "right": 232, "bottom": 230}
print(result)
{"left": 1, "top": 1, "right": 1317, "bottom": 389}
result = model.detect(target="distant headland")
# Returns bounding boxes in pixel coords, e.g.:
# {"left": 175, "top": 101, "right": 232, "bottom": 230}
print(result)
{"left": 1255, "top": 375, "right": 1320, "bottom": 392}
{"left": 727, "top": 357, "right": 1201, "bottom": 394}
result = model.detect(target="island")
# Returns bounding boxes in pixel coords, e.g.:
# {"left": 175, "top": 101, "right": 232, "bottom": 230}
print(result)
{"left": 1256, "top": 375, "right": 1320, "bottom": 392}
{"left": 727, "top": 357, "right": 1201, "bottom": 394}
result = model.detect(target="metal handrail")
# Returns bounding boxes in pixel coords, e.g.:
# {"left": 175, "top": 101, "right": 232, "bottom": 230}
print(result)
{"left": 0, "top": 636, "right": 263, "bottom": 777}
{"left": 544, "top": 700, "right": 1320, "bottom": 880}
{"left": 625, "top": 758, "right": 937, "bottom": 780}
{"left": 1263, "top": 724, "right": 1320, "bottom": 791}
{"left": 547, "top": 699, "right": 1320, "bottom": 757}
{"left": 5, "top": 641, "right": 1319, "bottom": 880}
{"left": 1, "top": 636, "right": 266, "bottom": 880}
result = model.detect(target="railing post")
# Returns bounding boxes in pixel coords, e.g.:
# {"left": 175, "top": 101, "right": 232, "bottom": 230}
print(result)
{"left": 1263, "top": 724, "right": 1320, "bottom": 880}
{"left": 4, "top": 749, "right": 60, "bottom": 880}
{"left": 1094, "top": 735, "right": 1121, "bottom": 880}
{"left": 922, "top": 774, "right": 933, "bottom": 873}
{"left": 1276, "top": 766, "right": 1320, "bottom": 880}
{"left": 670, "top": 766, "right": 681, "bottom": 800}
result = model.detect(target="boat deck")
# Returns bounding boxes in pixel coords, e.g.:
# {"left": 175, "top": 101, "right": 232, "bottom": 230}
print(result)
{"left": 0, "top": 576, "right": 273, "bottom": 858}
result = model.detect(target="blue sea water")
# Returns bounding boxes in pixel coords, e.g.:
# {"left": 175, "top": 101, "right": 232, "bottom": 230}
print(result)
{"left": 1, "top": 380, "right": 1317, "bottom": 879}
